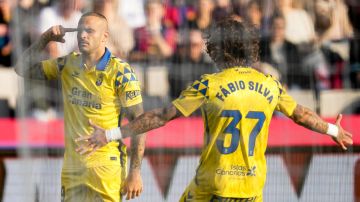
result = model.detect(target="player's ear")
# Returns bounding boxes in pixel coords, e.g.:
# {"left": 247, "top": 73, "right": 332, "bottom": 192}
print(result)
{"left": 102, "top": 31, "right": 109, "bottom": 43}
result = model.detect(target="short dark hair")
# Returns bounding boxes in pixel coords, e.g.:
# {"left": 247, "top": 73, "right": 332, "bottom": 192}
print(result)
{"left": 205, "top": 19, "right": 259, "bottom": 69}
{"left": 79, "top": 12, "right": 108, "bottom": 30}
{"left": 80, "top": 12, "right": 108, "bottom": 22}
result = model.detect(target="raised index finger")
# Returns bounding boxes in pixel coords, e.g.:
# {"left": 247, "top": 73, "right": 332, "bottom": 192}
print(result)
{"left": 63, "top": 28, "right": 79, "bottom": 32}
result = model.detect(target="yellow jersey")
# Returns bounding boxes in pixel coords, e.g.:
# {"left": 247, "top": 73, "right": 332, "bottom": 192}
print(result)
{"left": 42, "top": 48, "right": 142, "bottom": 171}
{"left": 173, "top": 67, "right": 297, "bottom": 198}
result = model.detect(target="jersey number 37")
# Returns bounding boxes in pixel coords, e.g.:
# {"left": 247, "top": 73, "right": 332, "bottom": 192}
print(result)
{"left": 217, "top": 110, "right": 266, "bottom": 156}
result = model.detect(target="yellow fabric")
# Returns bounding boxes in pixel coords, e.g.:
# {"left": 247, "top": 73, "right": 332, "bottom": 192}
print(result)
{"left": 42, "top": 50, "right": 141, "bottom": 198}
{"left": 173, "top": 67, "right": 297, "bottom": 198}
{"left": 179, "top": 180, "right": 263, "bottom": 202}
{"left": 61, "top": 163, "right": 126, "bottom": 202}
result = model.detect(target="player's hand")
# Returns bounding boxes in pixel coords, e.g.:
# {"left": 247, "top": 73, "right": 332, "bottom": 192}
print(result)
{"left": 75, "top": 120, "right": 108, "bottom": 156}
{"left": 121, "top": 170, "right": 143, "bottom": 200}
{"left": 41, "top": 25, "right": 78, "bottom": 43}
{"left": 332, "top": 114, "right": 353, "bottom": 150}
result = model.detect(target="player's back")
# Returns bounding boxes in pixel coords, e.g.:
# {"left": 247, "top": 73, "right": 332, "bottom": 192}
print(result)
{"left": 178, "top": 67, "right": 284, "bottom": 198}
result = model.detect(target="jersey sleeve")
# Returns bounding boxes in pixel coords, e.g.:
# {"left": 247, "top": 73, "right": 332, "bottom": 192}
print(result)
{"left": 172, "top": 78, "right": 209, "bottom": 117}
{"left": 115, "top": 64, "right": 143, "bottom": 107}
{"left": 274, "top": 80, "right": 297, "bottom": 117}
{"left": 41, "top": 56, "right": 67, "bottom": 80}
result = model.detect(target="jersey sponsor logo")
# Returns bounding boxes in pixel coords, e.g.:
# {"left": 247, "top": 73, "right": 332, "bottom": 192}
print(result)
{"left": 70, "top": 98, "right": 102, "bottom": 109}
{"left": 215, "top": 165, "right": 256, "bottom": 177}
{"left": 69, "top": 87, "right": 102, "bottom": 109}
{"left": 215, "top": 80, "right": 274, "bottom": 103}
{"left": 246, "top": 166, "right": 256, "bottom": 176}
{"left": 126, "top": 90, "right": 141, "bottom": 100}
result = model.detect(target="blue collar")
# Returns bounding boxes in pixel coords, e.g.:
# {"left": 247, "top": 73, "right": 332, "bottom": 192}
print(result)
{"left": 96, "top": 48, "right": 111, "bottom": 71}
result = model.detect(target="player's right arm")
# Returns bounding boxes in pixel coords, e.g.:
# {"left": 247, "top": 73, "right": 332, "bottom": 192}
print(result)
{"left": 273, "top": 78, "right": 352, "bottom": 150}
{"left": 15, "top": 25, "right": 77, "bottom": 79}
{"left": 290, "top": 104, "right": 353, "bottom": 150}
{"left": 121, "top": 105, "right": 182, "bottom": 138}
{"left": 75, "top": 78, "right": 207, "bottom": 153}
{"left": 75, "top": 104, "right": 183, "bottom": 155}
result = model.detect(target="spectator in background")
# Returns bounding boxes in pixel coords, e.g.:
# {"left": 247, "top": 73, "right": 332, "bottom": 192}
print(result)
{"left": 315, "top": 0, "right": 353, "bottom": 88}
{"left": 347, "top": 0, "right": 360, "bottom": 88}
{"left": 259, "top": 14, "right": 303, "bottom": 88}
{"left": 163, "top": 0, "right": 181, "bottom": 29}
{"left": 315, "top": 0, "right": 353, "bottom": 44}
{"left": 118, "top": 0, "right": 146, "bottom": 29}
{"left": 185, "top": 0, "right": 215, "bottom": 31}
{"left": 12, "top": 0, "right": 42, "bottom": 52}
{"left": 277, "top": 0, "right": 330, "bottom": 90}
{"left": 38, "top": 0, "right": 82, "bottom": 58}
{"left": 169, "top": 29, "right": 216, "bottom": 99}
{"left": 277, "top": 0, "right": 316, "bottom": 45}
{"left": 130, "top": 0, "right": 177, "bottom": 63}
{"left": 232, "top": 0, "right": 248, "bottom": 18}
{"left": 93, "top": 0, "right": 134, "bottom": 59}
{"left": 245, "top": 0, "right": 262, "bottom": 27}
{"left": 244, "top": 0, "right": 271, "bottom": 37}
{"left": 0, "top": 0, "right": 11, "bottom": 67}
{"left": 212, "top": 0, "right": 233, "bottom": 22}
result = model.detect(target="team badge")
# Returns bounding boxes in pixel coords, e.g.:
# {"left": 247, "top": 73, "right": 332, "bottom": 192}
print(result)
{"left": 96, "top": 73, "right": 104, "bottom": 86}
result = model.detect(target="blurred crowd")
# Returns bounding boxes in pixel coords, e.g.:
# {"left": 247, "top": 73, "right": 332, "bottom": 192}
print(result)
{"left": 0, "top": 0, "right": 359, "bottom": 118}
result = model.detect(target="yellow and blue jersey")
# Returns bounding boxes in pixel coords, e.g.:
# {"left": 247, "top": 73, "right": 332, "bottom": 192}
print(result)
{"left": 42, "top": 48, "right": 142, "bottom": 171}
{"left": 173, "top": 67, "right": 297, "bottom": 198}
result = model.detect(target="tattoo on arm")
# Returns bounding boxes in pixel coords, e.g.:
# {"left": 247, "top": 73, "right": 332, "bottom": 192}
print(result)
{"left": 122, "top": 104, "right": 181, "bottom": 139}
{"left": 290, "top": 104, "right": 328, "bottom": 134}
{"left": 125, "top": 104, "right": 146, "bottom": 171}
{"left": 129, "top": 134, "right": 145, "bottom": 171}
{"left": 123, "top": 105, "right": 182, "bottom": 170}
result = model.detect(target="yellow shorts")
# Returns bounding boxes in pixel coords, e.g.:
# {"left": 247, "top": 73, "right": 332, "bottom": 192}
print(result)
{"left": 61, "top": 164, "right": 126, "bottom": 202}
{"left": 179, "top": 180, "right": 263, "bottom": 202}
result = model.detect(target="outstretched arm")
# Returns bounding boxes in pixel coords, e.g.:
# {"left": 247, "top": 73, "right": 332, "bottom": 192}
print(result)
{"left": 290, "top": 104, "right": 353, "bottom": 150}
{"left": 122, "top": 104, "right": 181, "bottom": 138}
{"left": 15, "top": 25, "right": 77, "bottom": 79}
{"left": 75, "top": 104, "right": 182, "bottom": 153}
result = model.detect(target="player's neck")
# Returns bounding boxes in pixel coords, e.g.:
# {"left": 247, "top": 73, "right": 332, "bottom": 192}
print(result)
{"left": 82, "top": 48, "right": 106, "bottom": 69}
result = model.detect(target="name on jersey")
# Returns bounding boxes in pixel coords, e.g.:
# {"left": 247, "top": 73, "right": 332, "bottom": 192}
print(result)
{"left": 216, "top": 80, "right": 274, "bottom": 104}
{"left": 69, "top": 87, "right": 102, "bottom": 109}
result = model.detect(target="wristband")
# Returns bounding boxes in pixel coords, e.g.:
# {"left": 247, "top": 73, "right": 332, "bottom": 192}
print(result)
{"left": 105, "top": 127, "right": 122, "bottom": 142}
{"left": 326, "top": 123, "right": 339, "bottom": 138}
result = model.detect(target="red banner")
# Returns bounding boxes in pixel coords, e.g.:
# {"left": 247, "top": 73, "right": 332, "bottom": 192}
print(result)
{"left": 0, "top": 116, "right": 359, "bottom": 148}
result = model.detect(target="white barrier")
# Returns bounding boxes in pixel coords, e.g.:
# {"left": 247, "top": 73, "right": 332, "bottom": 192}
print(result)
{"left": 3, "top": 154, "right": 359, "bottom": 202}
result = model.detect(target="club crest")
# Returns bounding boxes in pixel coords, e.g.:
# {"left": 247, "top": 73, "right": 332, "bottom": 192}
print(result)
{"left": 96, "top": 73, "right": 104, "bottom": 86}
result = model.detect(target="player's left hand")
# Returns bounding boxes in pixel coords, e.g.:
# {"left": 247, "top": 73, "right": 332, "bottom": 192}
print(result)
{"left": 332, "top": 114, "right": 353, "bottom": 150}
{"left": 75, "top": 120, "right": 108, "bottom": 156}
{"left": 121, "top": 170, "right": 143, "bottom": 200}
